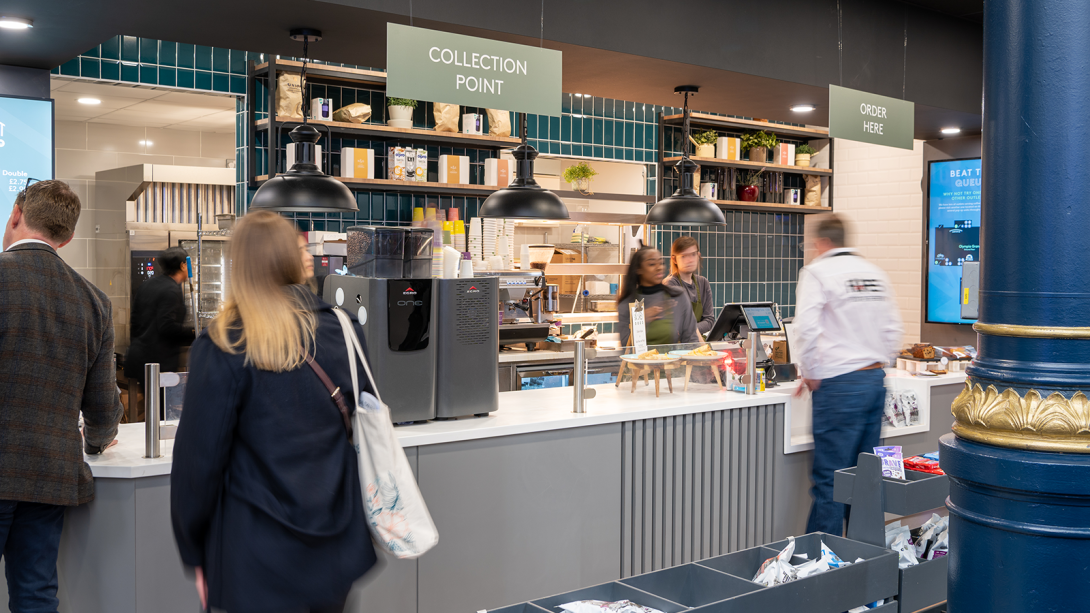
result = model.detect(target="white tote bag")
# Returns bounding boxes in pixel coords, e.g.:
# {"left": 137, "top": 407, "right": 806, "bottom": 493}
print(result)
{"left": 332, "top": 309, "right": 438, "bottom": 559}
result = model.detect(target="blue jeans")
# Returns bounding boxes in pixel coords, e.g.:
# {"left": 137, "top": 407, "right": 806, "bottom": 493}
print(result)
{"left": 0, "top": 500, "right": 66, "bottom": 613}
{"left": 805, "top": 368, "right": 886, "bottom": 536}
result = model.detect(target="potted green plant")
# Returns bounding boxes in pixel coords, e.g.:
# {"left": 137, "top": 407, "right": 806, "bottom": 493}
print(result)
{"left": 736, "top": 169, "right": 765, "bottom": 202}
{"left": 742, "top": 130, "right": 778, "bottom": 164}
{"left": 386, "top": 97, "right": 417, "bottom": 126}
{"left": 562, "top": 161, "right": 598, "bottom": 194}
{"left": 795, "top": 143, "right": 818, "bottom": 167}
{"left": 691, "top": 130, "right": 718, "bottom": 158}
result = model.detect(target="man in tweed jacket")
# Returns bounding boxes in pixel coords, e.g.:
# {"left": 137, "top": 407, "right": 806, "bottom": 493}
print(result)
{"left": 0, "top": 180, "right": 123, "bottom": 612}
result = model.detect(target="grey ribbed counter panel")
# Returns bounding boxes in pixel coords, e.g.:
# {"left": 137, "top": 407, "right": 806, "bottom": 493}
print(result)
{"left": 620, "top": 403, "right": 778, "bottom": 578}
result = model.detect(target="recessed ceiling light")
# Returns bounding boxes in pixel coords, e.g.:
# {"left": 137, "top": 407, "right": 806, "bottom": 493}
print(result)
{"left": 941, "top": 127, "right": 961, "bottom": 135}
{"left": 139, "top": 140, "right": 153, "bottom": 146}
{"left": 0, "top": 16, "right": 33, "bottom": 30}
{"left": 77, "top": 97, "right": 101, "bottom": 105}
{"left": 790, "top": 104, "right": 817, "bottom": 112}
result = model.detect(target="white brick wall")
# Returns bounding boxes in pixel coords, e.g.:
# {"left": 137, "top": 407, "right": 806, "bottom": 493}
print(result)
{"left": 829, "top": 138, "right": 924, "bottom": 345}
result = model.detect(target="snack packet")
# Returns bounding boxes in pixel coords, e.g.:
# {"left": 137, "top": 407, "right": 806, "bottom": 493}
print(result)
{"left": 883, "top": 393, "right": 905, "bottom": 428}
{"left": 874, "top": 446, "right": 906, "bottom": 479}
{"left": 559, "top": 601, "right": 665, "bottom": 613}
{"left": 913, "top": 514, "right": 946, "bottom": 558}
{"left": 927, "top": 530, "right": 950, "bottom": 560}
{"left": 890, "top": 532, "right": 919, "bottom": 568}
{"left": 753, "top": 536, "right": 798, "bottom": 587}
{"left": 904, "top": 456, "right": 944, "bottom": 475}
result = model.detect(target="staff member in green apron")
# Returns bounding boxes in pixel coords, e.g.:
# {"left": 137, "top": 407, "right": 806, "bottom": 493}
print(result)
{"left": 664, "top": 236, "right": 715, "bottom": 337}
{"left": 617, "top": 246, "right": 700, "bottom": 349}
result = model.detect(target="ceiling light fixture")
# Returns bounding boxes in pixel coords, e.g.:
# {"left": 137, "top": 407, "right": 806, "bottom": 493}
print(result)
{"left": 644, "top": 86, "right": 726, "bottom": 226}
{"left": 478, "top": 113, "right": 570, "bottom": 220}
{"left": 941, "top": 127, "right": 962, "bottom": 135}
{"left": 250, "top": 28, "right": 358, "bottom": 214}
{"left": 0, "top": 16, "right": 33, "bottom": 30}
{"left": 791, "top": 104, "right": 816, "bottom": 112}
{"left": 77, "top": 97, "right": 101, "bottom": 105}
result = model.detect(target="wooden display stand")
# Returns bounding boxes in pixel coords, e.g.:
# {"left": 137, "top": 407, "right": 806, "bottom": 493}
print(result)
{"left": 679, "top": 359, "right": 725, "bottom": 391}
{"left": 616, "top": 360, "right": 682, "bottom": 397}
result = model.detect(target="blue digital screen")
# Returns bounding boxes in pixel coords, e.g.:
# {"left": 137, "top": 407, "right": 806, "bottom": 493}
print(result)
{"left": 927, "top": 158, "right": 981, "bottom": 324}
{"left": 0, "top": 96, "right": 55, "bottom": 225}
{"left": 744, "top": 306, "right": 780, "bottom": 331}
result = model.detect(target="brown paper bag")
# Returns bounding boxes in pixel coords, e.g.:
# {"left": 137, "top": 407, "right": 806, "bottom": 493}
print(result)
{"left": 276, "top": 73, "right": 303, "bottom": 118}
{"left": 804, "top": 176, "right": 822, "bottom": 206}
{"left": 486, "top": 109, "right": 512, "bottom": 137}
{"left": 333, "top": 103, "right": 372, "bottom": 124}
{"left": 434, "top": 103, "right": 460, "bottom": 132}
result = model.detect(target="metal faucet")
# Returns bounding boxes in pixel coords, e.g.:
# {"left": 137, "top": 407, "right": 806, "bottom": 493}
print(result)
{"left": 572, "top": 339, "right": 597, "bottom": 413}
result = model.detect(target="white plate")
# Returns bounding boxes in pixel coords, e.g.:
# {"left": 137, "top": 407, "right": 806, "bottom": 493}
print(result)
{"left": 668, "top": 350, "right": 728, "bottom": 361}
{"left": 622, "top": 354, "right": 681, "bottom": 365}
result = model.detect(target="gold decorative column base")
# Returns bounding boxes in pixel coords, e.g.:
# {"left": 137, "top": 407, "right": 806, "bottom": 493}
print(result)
{"left": 951, "top": 382, "right": 1090, "bottom": 453}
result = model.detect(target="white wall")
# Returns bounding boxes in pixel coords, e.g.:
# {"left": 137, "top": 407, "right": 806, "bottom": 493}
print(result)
{"left": 828, "top": 138, "right": 925, "bottom": 345}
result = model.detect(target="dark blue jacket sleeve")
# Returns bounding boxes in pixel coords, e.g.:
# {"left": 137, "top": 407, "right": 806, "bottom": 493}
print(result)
{"left": 170, "top": 334, "right": 244, "bottom": 568}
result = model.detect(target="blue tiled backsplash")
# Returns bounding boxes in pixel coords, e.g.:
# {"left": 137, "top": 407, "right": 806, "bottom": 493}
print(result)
{"left": 59, "top": 36, "right": 807, "bottom": 317}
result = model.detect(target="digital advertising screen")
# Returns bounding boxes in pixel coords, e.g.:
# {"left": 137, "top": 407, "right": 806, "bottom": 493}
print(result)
{"left": 927, "top": 158, "right": 981, "bottom": 324}
{"left": 0, "top": 95, "right": 55, "bottom": 225}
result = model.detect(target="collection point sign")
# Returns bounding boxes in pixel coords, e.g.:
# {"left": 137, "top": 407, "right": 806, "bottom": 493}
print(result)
{"left": 386, "top": 23, "right": 562, "bottom": 117}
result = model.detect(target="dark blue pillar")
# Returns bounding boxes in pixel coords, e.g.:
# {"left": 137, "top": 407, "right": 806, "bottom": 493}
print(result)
{"left": 943, "top": 1, "right": 1090, "bottom": 611}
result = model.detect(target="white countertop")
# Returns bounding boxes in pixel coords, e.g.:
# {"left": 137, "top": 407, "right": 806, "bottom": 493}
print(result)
{"left": 86, "top": 369, "right": 970, "bottom": 478}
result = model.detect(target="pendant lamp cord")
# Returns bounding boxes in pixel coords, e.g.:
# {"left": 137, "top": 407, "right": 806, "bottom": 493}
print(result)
{"left": 682, "top": 91, "right": 691, "bottom": 158}
{"left": 300, "top": 36, "right": 310, "bottom": 124}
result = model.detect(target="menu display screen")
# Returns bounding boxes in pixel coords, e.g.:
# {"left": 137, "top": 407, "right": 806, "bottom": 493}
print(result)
{"left": 927, "top": 158, "right": 981, "bottom": 324}
{"left": 0, "top": 95, "right": 54, "bottom": 224}
{"left": 743, "top": 305, "right": 781, "bottom": 331}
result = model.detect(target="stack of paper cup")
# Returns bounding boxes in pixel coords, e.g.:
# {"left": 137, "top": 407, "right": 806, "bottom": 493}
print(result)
{"left": 467, "top": 217, "right": 483, "bottom": 260}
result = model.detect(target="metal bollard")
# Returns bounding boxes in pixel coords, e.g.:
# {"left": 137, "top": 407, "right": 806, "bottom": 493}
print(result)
{"left": 144, "top": 363, "right": 161, "bottom": 458}
{"left": 572, "top": 339, "right": 597, "bottom": 413}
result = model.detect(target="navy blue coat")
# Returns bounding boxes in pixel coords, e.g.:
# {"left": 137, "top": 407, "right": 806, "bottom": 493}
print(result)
{"left": 171, "top": 292, "right": 377, "bottom": 613}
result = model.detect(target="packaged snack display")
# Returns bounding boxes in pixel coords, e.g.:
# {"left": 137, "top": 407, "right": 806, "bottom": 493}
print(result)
{"left": 874, "top": 446, "right": 906, "bottom": 479}
{"left": 753, "top": 537, "right": 854, "bottom": 586}
{"left": 559, "top": 601, "right": 665, "bottom": 613}
{"left": 904, "top": 455, "right": 944, "bottom": 475}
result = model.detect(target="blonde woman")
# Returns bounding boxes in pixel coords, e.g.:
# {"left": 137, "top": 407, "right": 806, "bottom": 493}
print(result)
{"left": 171, "top": 211, "right": 376, "bottom": 613}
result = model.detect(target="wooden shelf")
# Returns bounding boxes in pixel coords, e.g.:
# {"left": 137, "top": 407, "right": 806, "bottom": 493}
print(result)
{"left": 553, "top": 190, "right": 655, "bottom": 203}
{"left": 712, "top": 200, "right": 833, "bottom": 214}
{"left": 510, "top": 212, "right": 648, "bottom": 226}
{"left": 252, "top": 60, "right": 387, "bottom": 86}
{"left": 665, "top": 156, "right": 833, "bottom": 176}
{"left": 254, "top": 175, "right": 500, "bottom": 197}
{"left": 255, "top": 117, "right": 521, "bottom": 149}
{"left": 545, "top": 263, "right": 628, "bottom": 276}
{"left": 663, "top": 113, "right": 830, "bottom": 140}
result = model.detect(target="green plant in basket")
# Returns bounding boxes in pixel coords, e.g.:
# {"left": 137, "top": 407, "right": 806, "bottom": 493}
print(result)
{"left": 386, "top": 97, "right": 418, "bottom": 108}
{"left": 796, "top": 144, "right": 819, "bottom": 155}
{"left": 692, "top": 130, "right": 718, "bottom": 146}
{"left": 741, "top": 130, "right": 778, "bottom": 151}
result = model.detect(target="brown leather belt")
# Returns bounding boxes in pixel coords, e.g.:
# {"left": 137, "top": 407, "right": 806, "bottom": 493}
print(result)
{"left": 858, "top": 362, "right": 884, "bottom": 371}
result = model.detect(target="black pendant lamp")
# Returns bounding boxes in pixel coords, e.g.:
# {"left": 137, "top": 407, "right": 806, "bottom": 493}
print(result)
{"left": 478, "top": 113, "right": 569, "bottom": 219}
{"left": 250, "top": 29, "right": 357, "bottom": 214}
{"left": 645, "top": 86, "right": 725, "bottom": 226}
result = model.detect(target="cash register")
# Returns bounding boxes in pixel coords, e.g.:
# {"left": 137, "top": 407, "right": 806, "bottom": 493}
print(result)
{"left": 707, "top": 302, "right": 794, "bottom": 384}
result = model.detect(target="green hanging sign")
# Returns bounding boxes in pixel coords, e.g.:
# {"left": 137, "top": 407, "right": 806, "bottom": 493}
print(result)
{"left": 828, "top": 85, "right": 915, "bottom": 150}
{"left": 386, "top": 23, "right": 562, "bottom": 116}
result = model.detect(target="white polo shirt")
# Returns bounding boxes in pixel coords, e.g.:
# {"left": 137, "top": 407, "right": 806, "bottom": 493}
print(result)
{"left": 793, "top": 248, "right": 904, "bottom": 381}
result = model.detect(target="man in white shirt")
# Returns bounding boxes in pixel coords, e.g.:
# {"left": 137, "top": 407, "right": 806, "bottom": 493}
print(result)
{"left": 794, "top": 215, "right": 903, "bottom": 536}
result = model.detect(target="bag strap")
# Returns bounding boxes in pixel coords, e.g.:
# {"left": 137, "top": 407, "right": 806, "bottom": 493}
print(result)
{"left": 304, "top": 354, "right": 352, "bottom": 439}
{"left": 332, "top": 308, "right": 382, "bottom": 404}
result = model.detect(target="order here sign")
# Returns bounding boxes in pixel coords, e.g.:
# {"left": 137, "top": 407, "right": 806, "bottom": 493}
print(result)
{"left": 386, "top": 23, "right": 562, "bottom": 117}
{"left": 828, "top": 85, "right": 914, "bottom": 150}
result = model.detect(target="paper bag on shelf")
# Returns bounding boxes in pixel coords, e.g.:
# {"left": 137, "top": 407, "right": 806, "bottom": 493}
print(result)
{"left": 332, "top": 103, "right": 372, "bottom": 124}
{"left": 486, "top": 109, "right": 512, "bottom": 137}
{"left": 276, "top": 73, "right": 303, "bottom": 118}
{"left": 434, "top": 103, "right": 460, "bottom": 132}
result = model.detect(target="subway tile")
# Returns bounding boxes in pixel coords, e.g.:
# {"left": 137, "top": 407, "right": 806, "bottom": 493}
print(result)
{"left": 195, "top": 45, "right": 213, "bottom": 71}
{"left": 121, "top": 36, "right": 139, "bottom": 63}
{"left": 140, "top": 38, "right": 158, "bottom": 64}
{"left": 213, "top": 72, "right": 229, "bottom": 93}
{"left": 159, "top": 41, "right": 177, "bottom": 67}
{"left": 159, "top": 67, "right": 177, "bottom": 87}
{"left": 101, "top": 37, "right": 120, "bottom": 61}
{"left": 195, "top": 70, "right": 212, "bottom": 91}
{"left": 80, "top": 58, "right": 100, "bottom": 79}
{"left": 60, "top": 59, "right": 79, "bottom": 77}
{"left": 177, "top": 68, "right": 195, "bottom": 89}
{"left": 177, "top": 43, "right": 195, "bottom": 69}
{"left": 139, "top": 65, "right": 157, "bottom": 85}
{"left": 120, "top": 62, "right": 138, "bottom": 83}
{"left": 213, "top": 47, "right": 230, "bottom": 73}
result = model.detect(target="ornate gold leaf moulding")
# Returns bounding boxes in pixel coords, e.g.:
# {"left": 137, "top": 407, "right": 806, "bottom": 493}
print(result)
{"left": 952, "top": 382, "right": 1090, "bottom": 453}
{"left": 974, "top": 322, "right": 1090, "bottom": 339}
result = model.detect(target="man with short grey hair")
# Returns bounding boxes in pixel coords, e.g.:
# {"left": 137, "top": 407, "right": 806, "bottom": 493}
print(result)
{"left": 794, "top": 214, "right": 903, "bottom": 536}
{"left": 0, "top": 179, "right": 122, "bottom": 613}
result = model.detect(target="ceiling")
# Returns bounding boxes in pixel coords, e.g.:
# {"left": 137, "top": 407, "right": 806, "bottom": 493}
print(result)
{"left": 50, "top": 79, "right": 236, "bottom": 132}
{"left": 900, "top": 0, "right": 983, "bottom": 23}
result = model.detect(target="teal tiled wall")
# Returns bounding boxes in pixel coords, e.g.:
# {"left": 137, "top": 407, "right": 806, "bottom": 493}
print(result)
{"left": 57, "top": 36, "right": 807, "bottom": 315}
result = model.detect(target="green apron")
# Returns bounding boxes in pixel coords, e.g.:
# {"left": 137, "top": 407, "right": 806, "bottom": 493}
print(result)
{"left": 645, "top": 311, "right": 675, "bottom": 346}
{"left": 689, "top": 278, "right": 703, "bottom": 324}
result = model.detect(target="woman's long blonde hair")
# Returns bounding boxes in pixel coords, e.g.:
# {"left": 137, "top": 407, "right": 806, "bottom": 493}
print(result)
{"left": 209, "top": 211, "right": 316, "bottom": 372}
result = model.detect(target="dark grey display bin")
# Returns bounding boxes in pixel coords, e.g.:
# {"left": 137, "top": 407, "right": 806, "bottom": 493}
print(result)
{"left": 619, "top": 563, "right": 762, "bottom": 608}
{"left": 693, "top": 533, "right": 898, "bottom": 613}
{"left": 529, "top": 581, "right": 688, "bottom": 613}
{"left": 835, "top": 453, "right": 950, "bottom": 613}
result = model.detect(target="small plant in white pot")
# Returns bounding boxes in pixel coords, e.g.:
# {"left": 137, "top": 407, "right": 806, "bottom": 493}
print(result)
{"left": 691, "top": 130, "right": 718, "bottom": 158}
{"left": 562, "top": 161, "right": 598, "bottom": 195}
{"left": 796, "top": 143, "right": 818, "bottom": 167}
{"left": 386, "top": 97, "right": 417, "bottom": 126}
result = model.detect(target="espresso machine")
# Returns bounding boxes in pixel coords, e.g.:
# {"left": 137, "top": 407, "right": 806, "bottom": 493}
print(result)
{"left": 479, "top": 270, "right": 559, "bottom": 347}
